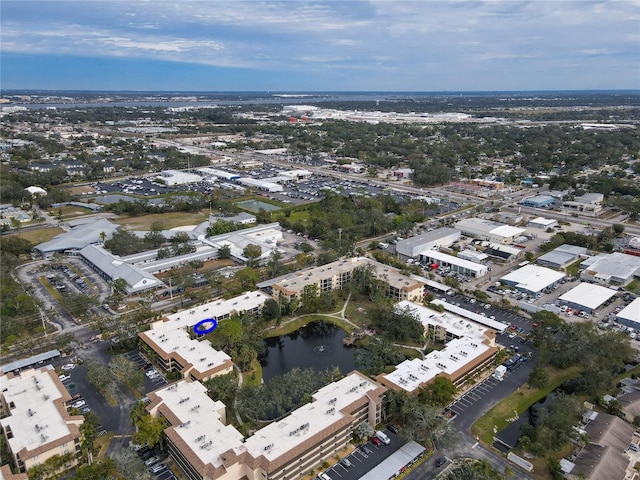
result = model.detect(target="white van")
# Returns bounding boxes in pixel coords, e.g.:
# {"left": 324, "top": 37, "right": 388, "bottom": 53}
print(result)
{"left": 375, "top": 430, "right": 391, "bottom": 445}
{"left": 317, "top": 473, "right": 332, "bottom": 480}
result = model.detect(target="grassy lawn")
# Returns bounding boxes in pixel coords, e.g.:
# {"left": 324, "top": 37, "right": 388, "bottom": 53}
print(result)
{"left": 624, "top": 279, "right": 640, "bottom": 294}
{"left": 286, "top": 209, "right": 312, "bottom": 224}
{"left": 266, "top": 314, "right": 354, "bottom": 338}
{"left": 48, "top": 205, "right": 93, "bottom": 219}
{"left": 14, "top": 227, "right": 64, "bottom": 244}
{"left": 243, "top": 360, "right": 263, "bottom": 387}
{"left": 565, "top": 259, "right": 583, "bottom": 277}
{"left": 471, "top": 365, "right": 581, "bottom": 445}
{"left": 113, "top": 210, "right": 210, "bottom": 230}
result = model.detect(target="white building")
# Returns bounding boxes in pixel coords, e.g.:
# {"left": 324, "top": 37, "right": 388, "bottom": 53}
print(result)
{"left": 501, "top": 264, "right": 566, "bottom": 295}
{"left": 0, "top": 367, "right": 84, "bottom": 476}
{"left": 236, "top": 177, "right": 283, "bottom": 193}
{"left": 455, "top": 218, "right": 525, "bottom": 244}
{"left": 147, "top": 371, "right": 385, "bottom": 480}
{"left": 580, "top": 252, "right": 640, "bottom": 286}
{"left": 378, "top": 301, "right": 498, "bottom": 393}
{"left": 156, "top": 170, "right": 203, "bottom": 186}
{"left": 205, "top": 223, "right": 284, "bottom": 263}
{"left": 418, "top": 250, "right": 488, "bottom": 278}
{"left": 617, "top": 298, "right": 640, "bottom": 330}
{"left": 395, "top": 228, "right": 461, "bottom": 258}
{"left": 558, "top": 283, "right": 618, "bottom": 313}
{"left": 528, "top": 217, "right": 558, "bottom": 229}
{"left": 457, "top": 249, "right": 489, "bottom": 264}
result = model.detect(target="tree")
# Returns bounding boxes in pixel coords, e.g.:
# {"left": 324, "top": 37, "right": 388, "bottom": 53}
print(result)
{"left": 266, "top": 249, "right": 284, "bottom": 278}
{"left": 243, "top": 244, "right": 262, "bottom": 267}
{"left": 109, "top": 355, "right": 144, "bottom": 391}
{"left": 218, "top": 244, "right": 232, "bottom": 259}
{"left": 419, "top": 376, "right": 457, "bottom": 406}
{"left": 133, "top": 414, "right": 168, "bottom": 448}
{"left": 235, "top": 267, "right": 258, "bottom": 291}
{"left": 528, "top": 365, "right": 549, "bottom": 389}
{"left": 112, "top": 448, "right": 153, "bottom": 480}
{"left": 613, "top": 223, "right": 625, "bottom": 235}
{"left": 261, "top": 298, "right": 282, "bottom": 324}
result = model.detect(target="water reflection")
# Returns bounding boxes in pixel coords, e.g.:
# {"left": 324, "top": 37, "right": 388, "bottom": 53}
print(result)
{"left": 260, "top": 321, "right": 360, "bottom": 382}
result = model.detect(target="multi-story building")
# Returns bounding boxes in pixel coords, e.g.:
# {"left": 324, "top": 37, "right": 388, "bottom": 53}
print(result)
{"left": 139, "top": 291, "right": 270, "bottom": 382}
{"left": 378, "top": 301, "right": 499, "bottom": 393}
{"left": 263, "top": 257, "right": 425, "bottom": 304}
{"left": 0, "top": 368, "right": 84, "bottom": 477}
{"left": 146, "top": 371, "right": 386, "bottom": 480}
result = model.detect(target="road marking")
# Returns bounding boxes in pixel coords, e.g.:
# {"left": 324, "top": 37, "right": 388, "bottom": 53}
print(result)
{"left": 472, "top": 442, "right": 479, "bottom": 449}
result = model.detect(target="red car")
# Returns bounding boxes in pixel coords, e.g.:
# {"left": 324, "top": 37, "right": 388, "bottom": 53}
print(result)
{"left": 370, "top": 437, "right": 381, "bottom": 447}
{"left": 532, "top": 322, "right": 539, "bottom": 328}
{"left": 72, "top": 393, "right": 82, "bottom": 401}
{"left": 509, "top": 325, "right": 518, "bottom": 331}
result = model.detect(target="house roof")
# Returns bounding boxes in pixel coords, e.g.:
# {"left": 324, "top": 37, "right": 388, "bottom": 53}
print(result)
{"left": 35, "top": 218, "right": 119, "bottom": 254}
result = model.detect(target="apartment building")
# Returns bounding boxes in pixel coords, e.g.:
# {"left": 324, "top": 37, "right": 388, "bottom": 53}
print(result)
{"left": 264, "top": 257, "right": 425, "bottom": 304}
{"left": 0, "top": 368, "right": 84, "bottom": 476}
{"left": 146, "top": 371, "right": 386, "bottom": 480}
{"left": 378, "top": 301, "right": 499, "bottom": 393}
{"left": 139, "top": 292, "right": 270, "bottom": 382}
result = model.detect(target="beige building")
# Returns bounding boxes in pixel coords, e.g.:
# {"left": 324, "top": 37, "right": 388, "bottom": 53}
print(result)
{"left": 146, "top": 371, "right": 386, "bottom": 480}
{"left": 0, "top": 368, "right": 83, "bottom": 477}
{"left": 265, "top": 257, "right": 425, "bottom": 304}
{"left": 139, "top": 292, "right": 270, "bottom": 382}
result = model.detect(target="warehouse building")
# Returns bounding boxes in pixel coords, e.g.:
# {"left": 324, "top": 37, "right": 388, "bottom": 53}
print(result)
{"left": 580, "top": 252, "right": 640, "bottom": 286}
{"left": 395, "top": 228, "right": 461, "bottom": 258}
{"left": 616, "top": 298, "right": 640, "bottom": 330}
{"left": 34, "top": 218, "right": 119, "bottom": 257}
{"left": 528, "top": 217, "right": 558, "bottom": 229}
{"left": 501, "top": 264, "right": 566, "bottom": 295}
{"left": 156, "top": 170, "right": 203, "bottom": 186}
{"left": 146, "top": 371, "right": 386, "bottom": 480}
{"left": 378, "top": 301, "right": 498, "bottom": 393}
{"left": 557, "top": 283, "right": 617, "bottom": 314}
{"left": 563, "top": 193, "right": 604, "bottom": 216}
{"left": 0, "top": 367, "right": 84, "bottom": 477}
{"left": 537, "top": 245, "right": 588, "bottom": 270}
{"left": 236, "top": 177, "right": 283, "bottom": 192}
{"left": 418, "top": 250, "right": 488, "bottom": 278}
{"left": 457, "top": 248, "right": 489, "bottom": 264}
{"left": 454, "top": 218, "right": 525, "bottom": 244}
{"left": 474, "top": 241, "right": 524, "bottom": 264}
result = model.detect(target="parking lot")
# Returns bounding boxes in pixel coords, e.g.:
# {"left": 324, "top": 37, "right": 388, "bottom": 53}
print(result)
{"left": 318, "top": 428, "right": 405, "bottom": 480}
{"left": 124, "top": 350, "right": 168, "bottom": 391}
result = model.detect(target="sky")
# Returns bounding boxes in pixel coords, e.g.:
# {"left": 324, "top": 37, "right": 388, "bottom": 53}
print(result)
{"left": 1, "top": 0, "right": 639, "bottom": 92}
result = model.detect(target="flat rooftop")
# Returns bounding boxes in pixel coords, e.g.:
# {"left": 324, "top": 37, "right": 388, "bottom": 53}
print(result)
{"left": 1, "top": 368, "right": 76, "bottom": 457}
{"left": 419, "top": 250, "right": 488, "bottom": 274}
{"left": 430, "top": 299, "right": 508, "bottom": 332}
{"left": 617, "top": 298, "right": 640, "bottom": 324}
{"left": 243, "top": 372, "right": 382, "bottom": 462}
{"left": 558, "top": 282, "right": 617, "bottom": 310}
{"left": 501, "top": 264, "right": 566, "bottom": 293}
{"left": 396, "top": 228, "right": 460, "bottom": 250}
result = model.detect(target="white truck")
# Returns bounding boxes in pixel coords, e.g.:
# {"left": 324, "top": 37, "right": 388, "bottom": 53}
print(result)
{"left": 493, "top": 365, "right": 507, "bottom": 381}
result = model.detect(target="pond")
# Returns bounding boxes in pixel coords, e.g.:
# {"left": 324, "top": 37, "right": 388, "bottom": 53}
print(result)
{"left": 259, "top": 321, "right": 361, "bottom": 382}
{"left": 235, "top": 199, "right": 281, "bottom": 213}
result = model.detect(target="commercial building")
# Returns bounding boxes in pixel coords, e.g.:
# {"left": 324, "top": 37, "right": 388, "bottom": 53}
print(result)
{"left": 418, "top": 250, "right": 488, "bottom": 278}
{"left": 457, "top": 248, "right": 489, "bottom": 264}
{"left": 395, "top": 228, "right": 460, "bottom": 258}
{"left": 263, "top": 257, "right": 425, "bottom": 304}
{"left": 146, "top": 371, "right": 386, "bottom": 480}
{"left": 557, "top": 283, "right": 617, "bottom": 314}
{"left": 563, "top": 193, "right": 604, "bottom": 216}
{"left": 430, "top": 299, "right": 508, "bottom": 333}
{"left": 278, "top": 169, "right": 313, "bottom": 182}
{"left": 378, "top": 301, "right": 498, "bottom": 393}
{"left": 501, "top": 264, "right": 566, "bottom": 295}
{"left": 205, "top": 223, "right": 284, "bottom": 264}
{"left": 79, "top": 244, "right": 165, "bottom": 295}
{"left": 537, "top": 245, "right": 588, "bottom": 270}
{"left": 616, "top": 298, "right": 640, "bottom": 330}
{"left": 139, "top": 292, "right": 269, "bottom": 382}
{"left": 209, "top": 213, "right": 256, "bottom": 225}
{"left": 0, "top": 367, "right": 84, "bottom": 476}
{"left": 34, "top": 218, "right": 119, "bottom": 256}
{"left": 236, "top": 177, "right": 283, "bottom": 193}
{"left": 528, "top": 217, "right": 557, "bottom": 229}
{"left": 580, "top": 252, "right": 640, "bottom": 286}
{"left": 474, "top": 241, "right": 524, "bottom": 263}
{"left": 391, "top": 168, "right": 414, "bottom": 179}
{"left": 519, "top": 195, "right": 554, "bottom": 208}
{"left": 156, "top": 170, "right": 203, "bottom": 186}
{"left": 196, "top": 168, "right": 241, "bottom": 182}
{"left": 454, "top": 218, "right": 525, "bottom": 244}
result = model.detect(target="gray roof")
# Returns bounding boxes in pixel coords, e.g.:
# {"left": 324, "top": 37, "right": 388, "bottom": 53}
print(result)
{"left": 396, "top": 227, "right": 459, "bottom": 250}
{"left": 80, "top": 244, "right": 164, "bottom": 294}
{"left": 35, "top": 218, "right": 118, "bottom": 254}
{"left": 0, "top": 350, "right": 60, "bottom": 374}
{"left": 209, "top": 212, "right": 256, "bottom": 224}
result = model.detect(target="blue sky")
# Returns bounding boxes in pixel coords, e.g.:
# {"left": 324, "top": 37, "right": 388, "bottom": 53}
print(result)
{"left": 2, "top": 1, "right": 639, "bottom": 92}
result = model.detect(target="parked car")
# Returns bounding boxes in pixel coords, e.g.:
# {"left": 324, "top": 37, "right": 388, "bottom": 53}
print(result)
{"left": 435, "top": 457, "right": 447, "bottom": 467}
{"left": 363, "top": 446, "right": 373, "bottom": 455}
{"left": 72, "top": 393, "right": 82, "bottom": 400}
{"left": 81, "top": 407, "right": 91, "bottom": 414}
{"left": 72, "top": 400, "right": 86, "bottom": 409}
{"left": 146, "top": 369, "right": 159, "bottom": 378}
{"left": 370, "top": 436, "right": 381, "bottom": 447}
{"left": 386, "top": 424, "right": 399, "bottom": 434}
{"left": 339, "top": 458, "right": 353, "bottom": 468}
{"left": 58, "top": 374, "right": 71, "bottom": 382}
{"left": 61, "top": 364, "right": 76, "bottom": 371}
{"left": 144, "top": 456, "right": 160, "bottom": 466}
{"left": 149, "top": 463, "right": 167, "bottom": 474}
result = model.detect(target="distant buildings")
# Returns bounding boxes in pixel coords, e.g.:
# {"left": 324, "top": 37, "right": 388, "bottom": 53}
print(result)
{"left": 395, "top": 228, "right": 460, "bottom": 258}
{"left": 580, "top": 252, "right": 640, "bottom": 286}
{"left": 562, "top": 193, "right": 604, "bottom": 216}
{"left": 500, "top": 264, "right": 566, "bottom": 295}
{"left": 537, "top": 245, "right": 588, "bottom": 270}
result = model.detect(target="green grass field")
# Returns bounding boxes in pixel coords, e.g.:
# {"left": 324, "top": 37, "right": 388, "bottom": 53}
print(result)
{"left": 113, "top": 210, "right": 210, "bottom": 230}
{"left": 14, "top": 227, "right": 65, "bottom": 245}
